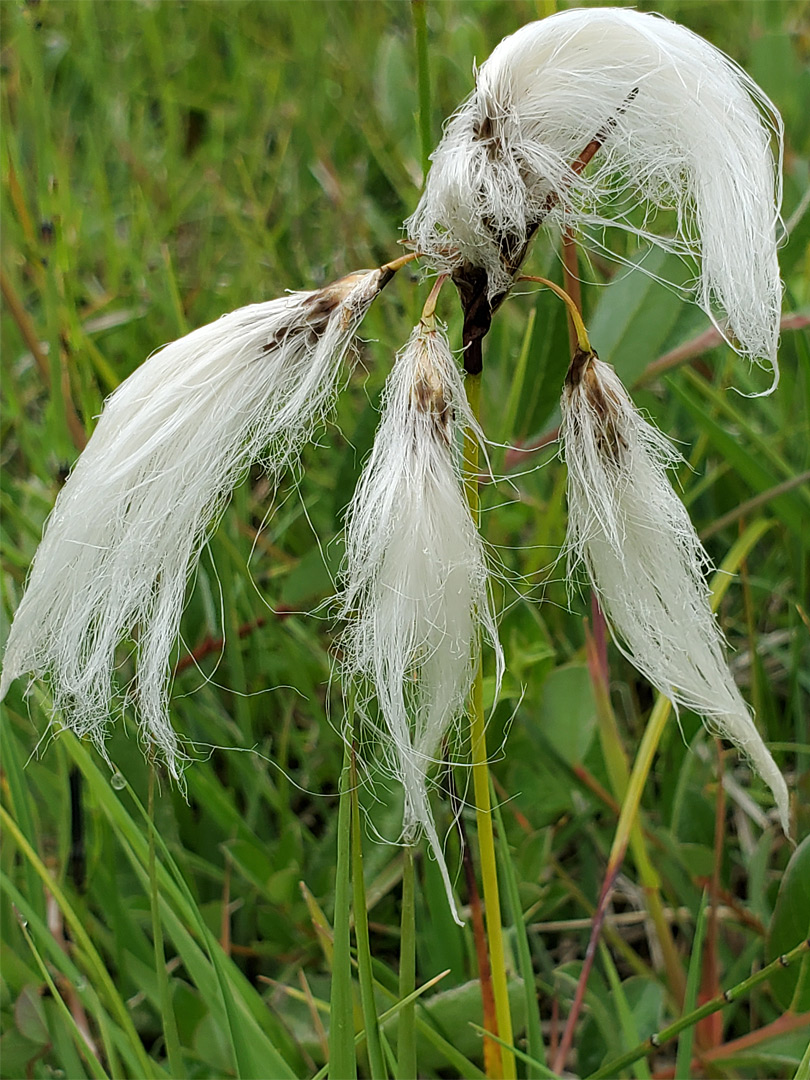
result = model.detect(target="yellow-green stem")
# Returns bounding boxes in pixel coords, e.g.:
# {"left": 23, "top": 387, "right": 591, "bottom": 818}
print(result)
{"left": 519, "top": 275, "right": 592, "bottom": 354}
{"left": 464, "top": 371, "right": 517, "bottom": 1080}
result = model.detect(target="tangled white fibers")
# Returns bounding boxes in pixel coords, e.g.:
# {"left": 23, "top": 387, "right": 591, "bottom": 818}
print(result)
{"left": 339, "top": 319, "right": 502, "bottom": 922}
{"left": 560, "top": 353, "right": 789, "bottom": 834}
{"left": 407, "top": 6, "right": 783, "bottom": 378}
{"left": 0, "top": 270, "right": 385, "bottom": 775}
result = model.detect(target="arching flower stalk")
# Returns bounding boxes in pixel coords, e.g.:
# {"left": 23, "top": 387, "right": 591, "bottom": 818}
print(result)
{"left": 555, "top": 298, "right": 790, "bottom": 835}
{"left": 0, "top": 268, "right": 388, "bottom": 774}
{"left": 408, "top": 5, "right": 783, "bottom": 381}
{"left": 339, "top": 291, "right": 502, "bottom": 924}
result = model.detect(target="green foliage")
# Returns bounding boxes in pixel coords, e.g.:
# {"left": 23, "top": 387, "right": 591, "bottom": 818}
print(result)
{"left": 1, "top": 2, "right": 808, "bottom": 1078}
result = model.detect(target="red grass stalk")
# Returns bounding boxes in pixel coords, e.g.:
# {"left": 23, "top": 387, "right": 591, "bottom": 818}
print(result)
{"left": 552, "top": 859, "right": 625, "bottom": 1073}
{"left": 453, "top": 793, "right": 502, "bottom": 1077}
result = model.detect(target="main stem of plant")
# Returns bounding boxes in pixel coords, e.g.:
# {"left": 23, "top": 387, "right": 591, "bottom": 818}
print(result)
{"left": 463, "top": 372, "right": 517, "bottom": 1080}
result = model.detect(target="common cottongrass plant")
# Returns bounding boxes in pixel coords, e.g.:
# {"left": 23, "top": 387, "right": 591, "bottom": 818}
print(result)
{"left": 1, "top": 5, "right": 790, "bottom": 939}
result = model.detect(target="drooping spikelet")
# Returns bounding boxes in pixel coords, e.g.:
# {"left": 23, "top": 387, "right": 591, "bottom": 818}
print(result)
{"left": 560, "top": 352, "right": 789, "bottom": 834}
{"left": 1, "top": 270, "right": 385, "bottom": 774}
{"left": 407, "top": 7, "right": 783, "bottom": 376}
{"left": 339, "top": 318, "right": 502, "bottom": 923}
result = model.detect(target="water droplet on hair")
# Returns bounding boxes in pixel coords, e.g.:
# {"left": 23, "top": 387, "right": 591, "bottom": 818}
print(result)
{"left": 110, "top": 771, "right": 126, "bottom": 790}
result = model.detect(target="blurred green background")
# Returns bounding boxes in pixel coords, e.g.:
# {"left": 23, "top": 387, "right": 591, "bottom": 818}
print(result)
{"left": 1, "top": 2, "right": 808, "bottom": 1077}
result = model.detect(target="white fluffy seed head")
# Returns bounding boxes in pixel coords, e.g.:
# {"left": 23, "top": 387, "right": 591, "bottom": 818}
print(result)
{"left": 560, "top": 356, "right": 789, "bottom": 834}
{"left": 339, "top": 320, "right": 502, "bottom": 923}
{"left": 407, "top": 7, "right": 783, "bottom": 377}
{"left": 0, "top": 269, "right": 385, "bottom": 775}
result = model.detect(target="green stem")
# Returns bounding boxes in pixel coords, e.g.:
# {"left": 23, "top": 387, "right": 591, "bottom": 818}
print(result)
{"left": 587, "top": 938, "right": 810, "bottom": 1080}
{"left": 350, "top": 746, "right": 387, "bottom": 1079}
{"left": 412, "top": 0, "right": 432, "bottom": 182}
{"left": 148, "top": 765, "right": 185, "bottom": 1079}
{"left": 464, "top": 371, "right": 517, "bottom": 1080}
{"left": 329, "top": 738, "right": 357, "bottom": 1079}
{"left": 397, "top": 848, "right": 417, "bottom": 1080}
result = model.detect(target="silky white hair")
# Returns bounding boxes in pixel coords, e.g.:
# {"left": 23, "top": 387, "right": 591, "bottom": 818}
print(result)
{"left": 0, "top": 270, "right": 385, "bottom": 775}
{"left": 560, "top": 355, "right": 789, "bottom": 834}
{"left": 407, "top": 6, "right": 783, "bottom": 378}
{"left": 339, "top": 320, "right": 503, "bottom": 923}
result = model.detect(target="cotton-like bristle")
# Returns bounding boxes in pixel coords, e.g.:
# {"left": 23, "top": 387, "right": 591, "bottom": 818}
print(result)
{"left": 407, "top": 7, "right": 783, "bottom": 377}
{"left": 560, "top": 356, "right": 789, "bottom": 834}
{"left": 1, "top": 270, "right": 385, "bottom": 774}
{"left": 339, "top": 320, "right": 502, "bottom": 924}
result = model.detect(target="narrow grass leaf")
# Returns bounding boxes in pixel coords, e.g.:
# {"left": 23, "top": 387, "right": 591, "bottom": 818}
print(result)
{"left": 492, "top": 793, "right": 548, "bottom": 1075}
{"left": 598, "top": 943, "right": 650, "bottom": 1080}
{"left": 350, "top": 746, "right": 387, "bottom": 1079}
{"left": 1, "top": 874, "right": 121, "bottom": 1078}
{"left": 147, "top": 766, "right": 185, "bottom": 1080}
{"left": 329, "top": 739, "right": 357, "bottom": 1079}
{"left": 0, "top": 805, "right": 157, "bottom": 1079}
{"left": 397, "top": 847, "right": 417, "bottom": 1080}
{"left": 15, "top": 914, "right": 110, "bottom": 1080}
{"left": 668, "top": 378, "right": 807, "bottom": 540}
{"left": 675, "top": 891, "right": 710, "bottom": 1080}
{"left": 63, "top": 734, "right": 298, "bottom": 1078}
{"left": 469, "top": 1024, "right": 560, "bottom": 1079}
{"left": 2, "top": 724, "right": 46, "bottom": 923}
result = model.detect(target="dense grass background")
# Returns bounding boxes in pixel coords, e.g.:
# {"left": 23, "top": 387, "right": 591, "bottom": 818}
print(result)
{"left": 1, "top": 1, "right": 809, "bottom": 1077}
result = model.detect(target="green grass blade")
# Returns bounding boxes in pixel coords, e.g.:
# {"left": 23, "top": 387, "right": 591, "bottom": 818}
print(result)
{"left": 795, "top": 1033, "right": 810, "bottom": 1080}
{"left": 15, "top": 913, "right": 111, "bottom": 1080}
{"left": 469, "top": 1024, "right": 560, "bottom": 1079}
{"left": 329, "top": 737, "right": 357, "bottom": 1079}
{"left": 668, "top": 377, "right": 807, "bottom": 539}
{"left": 397, "top": 847, "right": 417, "bottom": 1080}
{"left": 492, "top": 793, "right": 548, "bottom": 1074}
{"left": 501, "top": 307, "right": 537, "bottom": 447}
{"left": 350, "top": 746, "right": 387, "bottom": 1079}
{"left": 675, "top": 890, "right": 710, "bottom": 1080}
{"left": 147, "top": 766, "right": 186, "bottom": 1079}
{"left": 0, "top": 804, "right": 157, "bottom": 1079}
{"left": 63, "top": 734, "right": 297, "bottom": 1079}
{"left": 2, "top": 723, "right": 46, "bottom": 924}
{"left": 411, "top": 0, "right": 432, "bottom": 182}
{"left": 599, "top": 943, "right": 650, "bottom": 1080}
{"left": 1, "top": 872, "right": 122, "bottom": 1077}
